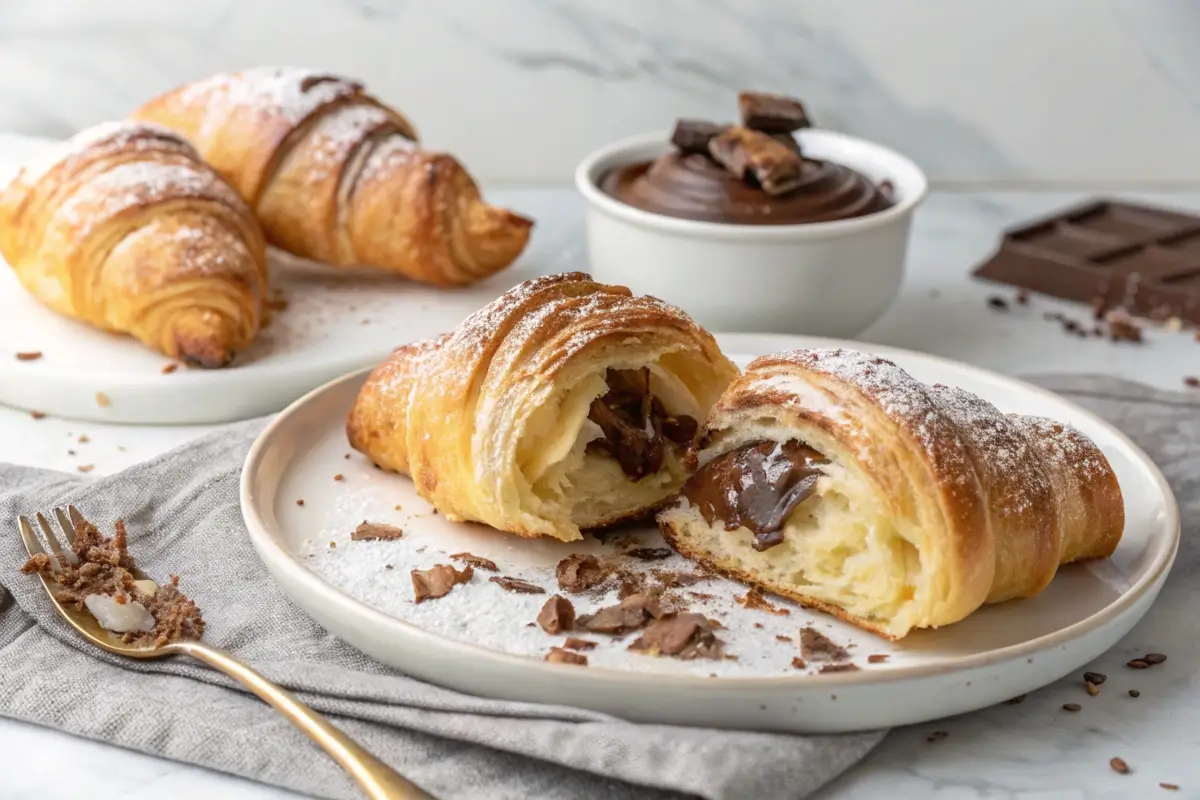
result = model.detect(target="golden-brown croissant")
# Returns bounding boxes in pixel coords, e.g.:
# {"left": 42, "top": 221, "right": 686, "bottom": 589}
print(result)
{"left": 347, "top": 272, "right": 739, "bottom": 541}
{"left": 0, "top": 121, "right": 267, "bottom": 367}
{"left": 132, "top": 67, "right": 533, "bottom": 287}
{"left": 658, "top": 348, "right": 1124, "bottom": 639}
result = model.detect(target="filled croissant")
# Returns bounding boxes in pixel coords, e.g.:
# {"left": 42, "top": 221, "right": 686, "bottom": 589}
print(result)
{"left": 658, "top": 348, "right": 1124, "bottom": 639}
{"left": 132, "top": 66, "right": 533, "bottom": 287}
{"left": 0, "top": 121, "right": 267, "bottom": 367}
{"left": 347, "top": 272, "right": 739, "bottom": 541}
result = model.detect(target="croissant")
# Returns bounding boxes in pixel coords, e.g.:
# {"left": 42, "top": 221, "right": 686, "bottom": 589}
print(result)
{"left": 132, "top": 67, "right": 533, "bottom": 287}
{"left": 658, "top": 348, "right": 1124, "bottom": 639}
{"left": 347, "top": 272, "right": 739, "bottom": 541}
{"left": 0, "top": 121, "right": 267, "bottom": 367}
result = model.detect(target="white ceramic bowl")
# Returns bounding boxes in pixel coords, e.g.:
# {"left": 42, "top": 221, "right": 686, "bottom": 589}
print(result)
{"left": 575, "top": 130, "right": 928, "bottom": 337}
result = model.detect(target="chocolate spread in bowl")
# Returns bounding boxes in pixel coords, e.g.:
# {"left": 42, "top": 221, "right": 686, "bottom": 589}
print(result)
{"left": 682, "top": 440, "right": 828, "bottom": 551}
{"left": 586, "top": 368, "right": 698, "bottom": 479}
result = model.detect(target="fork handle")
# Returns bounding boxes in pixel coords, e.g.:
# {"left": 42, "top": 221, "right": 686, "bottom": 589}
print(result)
{"left": 175, "top": 640, "right": 437, "bottom": 800}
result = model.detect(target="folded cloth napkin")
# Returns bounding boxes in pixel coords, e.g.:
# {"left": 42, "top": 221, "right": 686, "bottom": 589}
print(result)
{"left": 0, "top": 375, "right": 1195, "bottom": 800}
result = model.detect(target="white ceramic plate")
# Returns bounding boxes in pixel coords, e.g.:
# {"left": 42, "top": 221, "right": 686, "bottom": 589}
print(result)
{"left": 0, "top": 134, "right": 561, "bottom": 424}
{"left": 240, "top": 333, "right": 1178, "bottom": 733}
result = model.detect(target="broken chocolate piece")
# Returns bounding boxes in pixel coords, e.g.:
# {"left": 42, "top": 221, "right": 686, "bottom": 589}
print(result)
{"left": 537, "top": 594, "right": 576, "bottom": 634}
{"left": 791, "top": 656, "right": 806, "bottom": 669}
{"left": 738, "top": 91, "right": 811, "bottom": 133}
{"left": 585, "top": 367, "right": 693, "bottom": 480}
{"left": 867, "top": 654, "right": 889, "bottom": 664}
{"left": 735, "top": 586, "right": 791, "bottom": 615}
{"left": 708, "top": 127, "right": 804, "bottom": 196}
{"left": 577, "top": 593, "right": 663, "bottom": 634}
{"left": 490, "top": 575, "right": 545, "bottom": 594}
{"left": 651, "top": 569, "right": 707, "bottom": 588}
{"left": 682, "top": 439, "right": 827, "bottom": 551}
{"left": 350, "top": 521, "right": 404, "bottom": 541}
{"left": 450, "top": 552, "right": 499, "bottom": 572}
{"left": 411, "top": 564, "right": 473, "bottom": 603}
{"left": 563, "top": 637, "right": 597, "bottom": 651}
{"left": 800, "top": 626, "right": 850, "bottom": 662}
{"left": 629, "top": 613, "right": 725, "bottom": 660}
{"left": 819, "top": 662, "right": 860, "bottom": 673}
{"left": 545, "top": 647, "right": 588, "bottom": 665}
{"left": 625, "top": 547, "right": 673, "bottom": 561}
{"left": 556, "top": 553, "right": 606, "bottom": 593}
{"left": 671, "top": 119, "right": 731, "bottom": 155}
{"left": 661, "top": 414, "right": 699, "bottom": 445}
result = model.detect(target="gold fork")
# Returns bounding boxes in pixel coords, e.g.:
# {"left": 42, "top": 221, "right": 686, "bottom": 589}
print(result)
{"left": 18, "top": 506, "right": 436, "bottom": 800}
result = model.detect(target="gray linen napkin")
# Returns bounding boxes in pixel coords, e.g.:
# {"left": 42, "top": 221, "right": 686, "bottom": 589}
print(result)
{"left": 0, "top": 375, "right": 1194, "bottom": 800}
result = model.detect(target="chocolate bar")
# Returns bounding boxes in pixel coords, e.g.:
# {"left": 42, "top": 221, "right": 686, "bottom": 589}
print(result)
{"left": 738, "top": 91, "right": 811, "bottom": 133}
{"left": 708, "top": 127, "right": 802, "bottom": 196}
{"left": 671, "top": 119, "right": 730, "bottom": 155}
{"left": 973, "top": 199, "right": 1200, "bottom": 324}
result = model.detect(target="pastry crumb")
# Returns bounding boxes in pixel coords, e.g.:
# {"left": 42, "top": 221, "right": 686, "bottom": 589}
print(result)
{"left": 15, "top": 351, "right": 42, "bottom": 361}
{"left": 95, "top": 392, "right": 111, "bottom": 407}
{"left": 161, "top": 363, "right": 178, "bottom": 374}
{"left": 333, "top": 473, "right": 344, "bottom": 482}
{"left": 1110, "top": 757, "right": 1130, "bottom": 775}
{"left": 30, "top": 410, "right": 46, "bottom": 420}
{"left": 77, "top": 464, "right": 95, "bottom": 473}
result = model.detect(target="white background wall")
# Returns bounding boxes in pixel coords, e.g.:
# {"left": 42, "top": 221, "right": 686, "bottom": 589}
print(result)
{"left": 0, "top": 0, "right": 1198, "bottom": 185}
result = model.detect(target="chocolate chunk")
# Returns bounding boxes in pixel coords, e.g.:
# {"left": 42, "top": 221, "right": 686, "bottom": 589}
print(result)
{"left": 1143, "top": 652, "right": 1167, "bottom": 665}
{"left": 450, "top": 552, "right": 499, "bottom": 572}
{"left": 411, "top": 564, "right": 473, "bottom": 603}
{"left": 819, "top": 663, "right": 860, "bottom": 673}
{"left": 537, "top": 594, "right": 576, "bottom": 634}
{"left": 625, "top": 547, "right": 673, "bottom": 561}
{"left": 628, "top": 613, "right": 725, "bottom": 660}
{"left": 791, "top": 656, "right": 806, "bottom": 669}
{"left": 735, "top": 586, "right": 790, "bottom": 615}
{"left": 708, "top": 127, "right": 804, "bottom": 196}
{"left": 867, "top": 654, "right": 889, "bottom": 664}
{"left": 737, "top": 91, "right": 811, "bottom": 133}
{"left": 562, "top": 637, "right": 597, "bottom": 651}
{"left": 490, "top": 575, "right": 545, "bottom": 594}
{"left": 545, "top": 647, "right": 588, "bottom": 666}
{"left": 682, "top": 439, "right": 827, "bottom": 551}
{"left": 556, "top": 553, "right": 606, "bottom": 593}
{"left": 661, "top": 414, "right": 699, "bottom": 445}
{"left": 671, "top": 119, "right": 731, "bottom": 155}
{"left": 1106, "top": 308, "right": 1144, "bottom": 343}
{"left": 587, "top": 368, "right": 665, "bottom": 479}
{"left": 577, "top": 593, "right": 663, "bottom": 634}
{"left": 350, "top": 521, "right": 404, "bottom": 541}
{"left": 799, "top": 626, "right": 850, "bottom": 662}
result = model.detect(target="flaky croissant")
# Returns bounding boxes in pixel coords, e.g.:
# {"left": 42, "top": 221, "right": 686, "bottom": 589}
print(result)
{"left": 0, "top": 121, "right": 267, "bottom": 367}
{"left": 347, "top": 272, "right": 739, "bottom": 541}
{"left": 132, "top": 67, "right": 533, "bottom": 287}
{"left": 658, "top": 348, "right": 1124, "bottom": 639}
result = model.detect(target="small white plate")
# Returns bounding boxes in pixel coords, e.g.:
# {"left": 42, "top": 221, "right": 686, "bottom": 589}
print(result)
{"left": 0, "top": 134, "right": 557, "bottom": 424}
{"left": 240, "top": 333, "right": 1178, "bottom": 733}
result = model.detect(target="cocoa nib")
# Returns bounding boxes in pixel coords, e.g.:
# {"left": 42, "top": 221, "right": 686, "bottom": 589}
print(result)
{"left": 556, "top": 553, "right": 606, "bottom": 593}
{"left": 629, "top": 613, "right": 725, "bottom": 660}
{"left": 545, "top": 647, "right": 588, "bottom": 666}
{"left": 800, "top": 626, "right": 850, "bottom": 662}
{"left": 411, "top": 564, "right": 473, "bottom": 603}
{"left": 562, "top": 637, "right": 597, "bottom": 651}
{"left": 735, "top": 586, "right": 790, "bottom": 615}
{"left": 350, "top": 521, "right": 404, "bottom": 541}
{"left": 490, "top": 576, "right": 545, "bottom": 594}
{"left": 577, "top": 593, "right": 663, "bottom": 634}
{"left": 625, "top": 547, "right": 673, "bottom": 561}
{"left": 537, "top": 594, "right": 576, "bottom": 634}
{"left": 450, "top": 552, "right": 499, "bottom": 572}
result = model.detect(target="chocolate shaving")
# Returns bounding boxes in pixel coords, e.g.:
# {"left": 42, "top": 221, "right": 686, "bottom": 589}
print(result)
{"left": 800, "top": 626, "right": 850, "bottom": 663}
{"left": 350, "top": 521, "right": 404, "bottom": 541}
{"left": 670, "top": 119, "right": 731, "bottom": 155}
{"left": 545, "top": 647, "right": 588, "bottom": 666}
{"left": 490, "top": 576, "right": 545, "bottom": 594}
{"left": 629, "top": 613, "right": 725, "bottom": 660}
{"left": 651, "top": 569, "right": 707, "bottom": 588}
{"left": 411, "top": 564, "right": 473, "bottom": 603}
{"left": 819, "top": 663, "right": 859, "bottom": 673}
{"left": 577, "top": 593, "right": 663, "bottom": 634}
{"left": 556, "top": 553, "right": 606, "bottom": 593}
{"left": 625, "top": 547, "right": 673, "bottom": 561}
{"left": 708, "top": 127, "right": 803, "bottom": 196}
{"left": 537, "top": 594, "right": 576, "bottom": 634}
{"left": 735, "top": 586, "right": 790, "bottom": 615}
{"left": 450, "top": 552, "right": 499, "bottom": 572}
{"left": 563, "top": 637, "right": 597, "bottom": 651}
{"left": 738, "top": 91, "right": 811, "bottom": 133}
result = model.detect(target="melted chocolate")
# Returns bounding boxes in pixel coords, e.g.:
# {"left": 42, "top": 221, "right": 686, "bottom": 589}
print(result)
{"left": 600, "top": 153, "right": 891, "bottom": 225}
{"left": 682, "top": 440, "right": 827, "bottom": 551}
{"left": 587, "top": 368, "right": 698, "bottom": 480}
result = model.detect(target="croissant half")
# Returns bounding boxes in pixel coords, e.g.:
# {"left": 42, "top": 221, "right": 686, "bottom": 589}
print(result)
{"left": 132, "top": 67, "right": 533, "bottom": 286}
{"left": 0, "top": 121, "right": 267, "bottom": 367}
{"left": 347, "top": 273, "right": 739, "bottom": 541}
{"left": 658, "top": 348, "right": 1124, "bottom": 639}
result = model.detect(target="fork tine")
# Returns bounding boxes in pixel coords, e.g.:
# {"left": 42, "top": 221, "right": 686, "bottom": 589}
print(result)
{"left": 54, "top": 508, "right": 81, "bottom": 564}
{"left": 17, "top": 515, "right": 58, "bottom": 573}
{"left": 67, "top": 505, "right": 86, "bottom": 538}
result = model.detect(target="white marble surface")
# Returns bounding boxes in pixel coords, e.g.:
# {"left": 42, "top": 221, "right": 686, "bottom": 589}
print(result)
{"left": 2, "top": 186, "right": 1199, "bottom": 798}
{"left": 0, "top": 0, "right": 1199, "bottom": 183}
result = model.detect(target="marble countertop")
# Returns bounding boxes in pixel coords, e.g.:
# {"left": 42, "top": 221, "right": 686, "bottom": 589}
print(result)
{"left": 3, "top": 187, "right": 1198, "bottom": 799}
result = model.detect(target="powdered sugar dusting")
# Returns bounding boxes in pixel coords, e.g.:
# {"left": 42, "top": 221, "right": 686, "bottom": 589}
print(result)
{"left": 1015, "top": 415, "right": 1110, "bottom": 483}
{"left": 15, "top": 121, "right": 196, "bottom": 187}
{"left": 176, "top": 67, "right": 362, "bottom": 125}
{"left": 309, "top": 104, "right": 397, "bottom": 167}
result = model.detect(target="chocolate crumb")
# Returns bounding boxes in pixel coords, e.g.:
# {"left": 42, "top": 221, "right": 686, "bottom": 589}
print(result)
{"left": 563, "top": 637, "right": 597, "bottom": 651}
{"left": 161, "top": 363, "right": 178, "bottom": 374}
{"left": 1083, "top": 671, "right": 1107, "bottom": 685}
{"left": 30, "top": 410, "right": 46, "bottom": 420}
{"left": 411, "top": 564, "right": 473, "bottom": 603}
{"left": 333, "top": 473, "right": 344, "bottom": 482}
{"left": 1063, "top": 703, "right": 1081, "bottom": 712}
{"left": 490, "top": 576, "right": 545, "bottom": 594}
{"left": 1006, "top": 694, "right": 1027, "bottom": 705}
{"left": 67, "top": 450, "right": 76, "bottom": 456}
{"left": 1085, "top": 682, "right": 1100, "bottom": 696}
{"left": 296, "top": 499, "right": 304, "bottom": 507}
{"left": 867, "top": 654, "right": 889, "bottom": 664}
{"left": 1110, "top": 757, "right": 1130, "bottom": 775}
{"left": 393, "top": 504, "right": 402, "bottom": 511}
{"left": 556, "top": 553, "right": 606, "bottom": 593}
{"left": 351, "top": 521, "right": 404, "bottom": 541}
{"left": 1185, "top": 377, "right": 1199, "bottom": 388}
{"left": 450, "top": 552, "right": 499, "bottom": 572}
{"left": 1016, "top": 290, "right": 1029, "bottom": 305}
{"left": 629, "top": 613, "right": 725, "bottom": 660}
{"left": 987, "top": 296, "right": 1009, "bottom": 310}
{"left": 926, "top": 731, "right": 948, "bottom": 743}
{"left": 753, "top": 622, "right": 763, "bottom": 629}
{"left": 790, "top": 657, "right": 806, "bottom": 669}
{"left": 1106, "top": 309, "right": 1143, "bottom": 343}
{"left": 545, "top": 647, "right": 587, "bottom": 666}
{"left": 1143, "top": 653, "right": 1167, "bottom": 665}
{"left": 1160, "top": 783, "right": 1179, "bottom": 791}
{"left": 384, "top": 564, "right": 393, "bottom": 570}
{"left": 800, "top": 626, "right": 849, "bottom": 662}
{"left": 624, "top": 547, "right": 673, "bottom": 561}
{"left": 577, "top": 594, "right": 663, "bottom": 634}
{"left": 537, "top": 594, "right": 576, "bottom": 634}
{"left": 16, "top": 351, "right": 42, "bottom": 361}
{"left": 736, "top": 586, "right": 790, "bottom": 615}
{"left": 819, "top": 663, "right": 859, "bottom": 673}
{"left": 1129, "top": 689, "right": 1141, "bottom": 698}
{"left": 1128, "top": 659, "right": 1150, "bottom": 669}
{"left": 775, "top": 635, "right": 793, "bottom": 643}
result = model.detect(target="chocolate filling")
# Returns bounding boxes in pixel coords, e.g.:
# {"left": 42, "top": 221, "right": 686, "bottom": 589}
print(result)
{"left": 586, "top": 368, "right": 698, "bottom": 480}
{"left": 682, "top": 439, "right": 827, "bottom": 551}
